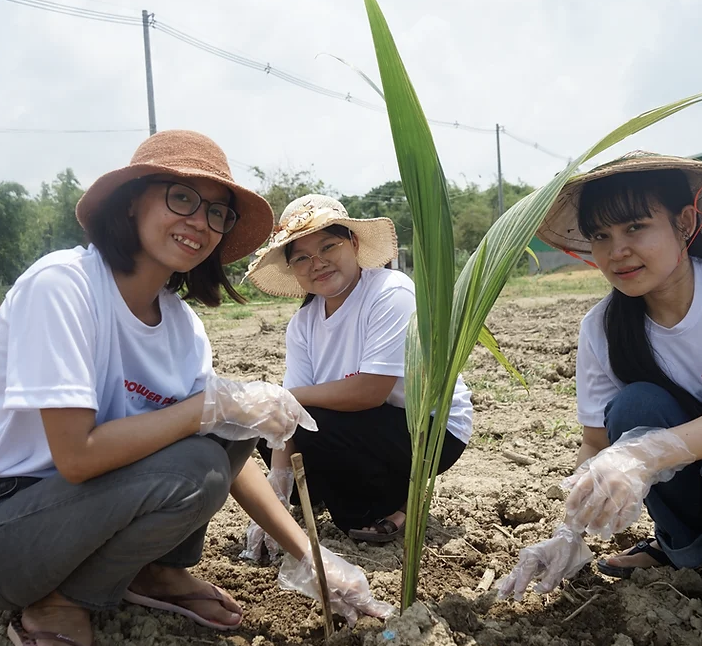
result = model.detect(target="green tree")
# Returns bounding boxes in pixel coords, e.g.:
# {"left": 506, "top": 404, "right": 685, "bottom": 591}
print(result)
{"left": 34, "top": 169, "right": 85, "bottom": 254}
{"left": 0, "top": 182, "right": 35, "bottom": 283}
{"left": 342, "top": 181, "right": 413, "bottom": 247}
{"left": 452, "top": 180, "right": 535, "bottom": 254}
{"left": 252, "top": 167, "right": 331, "bottom": 218}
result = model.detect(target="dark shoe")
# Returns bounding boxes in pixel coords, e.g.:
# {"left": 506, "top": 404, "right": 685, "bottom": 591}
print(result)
{"left": 597, "top": 538, "right": 675, "bottom": 579}
{"left": 348, "top": 517, "right": 405, "bottom": 543}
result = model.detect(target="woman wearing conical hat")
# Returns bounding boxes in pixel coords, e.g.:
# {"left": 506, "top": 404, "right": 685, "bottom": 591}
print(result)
{"left": 501, "top": 152, "right": 702, "bottom": 601}
{"left": 0, "top": 132, "right": 391, "bottom": 645}
{"left": 243, "top": 194, "right": 473, "bottom": 551}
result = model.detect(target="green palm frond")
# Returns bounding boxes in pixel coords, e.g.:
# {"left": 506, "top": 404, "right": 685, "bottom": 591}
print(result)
{"left": 363, "top": 0, "right": 702, "bottom": 608}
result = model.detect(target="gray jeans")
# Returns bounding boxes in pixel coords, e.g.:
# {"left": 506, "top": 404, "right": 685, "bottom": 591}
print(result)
{"left": 0, "top": 434, "right": 256, "bottom": 611}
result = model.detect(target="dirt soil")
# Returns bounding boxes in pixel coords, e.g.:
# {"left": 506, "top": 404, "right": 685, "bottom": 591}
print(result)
{"left": 3, "top": 293, "right": 701, "bottom": 646}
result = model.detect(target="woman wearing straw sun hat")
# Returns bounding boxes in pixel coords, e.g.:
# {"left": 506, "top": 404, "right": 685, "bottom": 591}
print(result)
{"left": 242, "top": 194, "right": 473, "bottom": 552}
{"left": 500, "top": 151, "right": 702, "bottom": 601}
{"left": 0, "top": 132, "right": 391, "bottom": 646}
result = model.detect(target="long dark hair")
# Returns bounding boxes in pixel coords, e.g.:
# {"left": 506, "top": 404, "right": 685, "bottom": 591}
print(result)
{"left": 577, "top": 169, "right": 702, "bottom": 417}
{"left": 85, "top": 178, "right": 245, "bottom": 306}
{"left": 284, "top": 224, "right": 353, "bottom": 308}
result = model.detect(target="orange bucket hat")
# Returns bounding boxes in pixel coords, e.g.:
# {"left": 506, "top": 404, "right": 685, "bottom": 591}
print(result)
{"left": 75, "top": 130, "right": 274, "bottom": 264}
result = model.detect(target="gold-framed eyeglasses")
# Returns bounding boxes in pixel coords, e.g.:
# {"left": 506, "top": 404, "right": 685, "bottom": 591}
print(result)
{"left": 287, "top": 240, "right": 346, "bottom": 276}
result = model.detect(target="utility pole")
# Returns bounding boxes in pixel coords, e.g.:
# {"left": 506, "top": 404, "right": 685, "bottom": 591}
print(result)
{"left": 495, "top": 123, "right": 504, "bottom": 221}
{"left": 142, "top": 9, "right": 157, "bottom": 136}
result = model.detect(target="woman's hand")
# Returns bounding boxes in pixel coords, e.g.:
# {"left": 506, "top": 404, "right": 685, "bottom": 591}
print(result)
{"left": 240, "top": 467, "right": 294, "bottom": 561}
{"left": 562, "top": 427, "right": 695, "bottom": 539}
{"left": 498, "top": 524, "right": 593, "bottom": 601}
{"left": 279, "top": 543, "right": 395, "bottom": 626}
{"left": 201, "top": 375, "right": 317, "bottom": 449}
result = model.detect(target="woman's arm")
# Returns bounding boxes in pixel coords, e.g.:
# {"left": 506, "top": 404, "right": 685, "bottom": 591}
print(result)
{"left": 230, "top": 457, "right": 309, "bottom": 559}
{"left": 575, "top": 425, "right": 610, "bottom": 468}
{"left": 289, "top": 373, "right": 397, "bottom": 412}
{"left": 41, "top": 393, "right": 204, "bottom": 484}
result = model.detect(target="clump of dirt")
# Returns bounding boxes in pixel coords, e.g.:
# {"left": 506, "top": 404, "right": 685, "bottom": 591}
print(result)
{"left": 3, "top": 295, "right": 701, "bottom": 645}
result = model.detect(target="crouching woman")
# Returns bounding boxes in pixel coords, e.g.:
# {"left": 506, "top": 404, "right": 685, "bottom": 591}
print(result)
{"left": 0, "top": 132, "right": 391, "bottom": 646}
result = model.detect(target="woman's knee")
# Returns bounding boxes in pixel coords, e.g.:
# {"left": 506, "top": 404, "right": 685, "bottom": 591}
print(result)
{"left": 144, "top": 436, "right": 232, "bottom": 520}
{"left": 604, "top": 382, "right": 690, "bottom": 444}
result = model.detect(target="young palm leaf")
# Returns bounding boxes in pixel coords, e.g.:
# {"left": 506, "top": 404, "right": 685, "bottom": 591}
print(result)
{"left": 363, "top": 0, "right": 702, "bottom": 609}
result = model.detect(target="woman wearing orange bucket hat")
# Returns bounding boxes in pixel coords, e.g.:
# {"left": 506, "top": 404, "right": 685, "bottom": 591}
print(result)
{"left": 500, "top": 152, "right": 702, "bottom": 601}
{"left": 0, "top": 131, "right": 392, "bottom": 645}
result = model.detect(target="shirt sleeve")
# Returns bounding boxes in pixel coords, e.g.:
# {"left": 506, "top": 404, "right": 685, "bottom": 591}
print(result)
{"left": 576, "top": 322, "right": 620, "bottom": 427}
{"left": 189, "top": 310, "right": 215, "bottom": 395}
{"left": 4, "top": 265, "right": 99, "bottom": 411}
{"left": 283, "top": 315, "right": 314, "bottom": 388}
{"left": 359, "top": 284, "right": 415, "bottom": 377}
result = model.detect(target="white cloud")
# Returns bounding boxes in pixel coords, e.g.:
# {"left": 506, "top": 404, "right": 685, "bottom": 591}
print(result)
{"left": 2, "top": 0, "right": 701, "bottom": 207}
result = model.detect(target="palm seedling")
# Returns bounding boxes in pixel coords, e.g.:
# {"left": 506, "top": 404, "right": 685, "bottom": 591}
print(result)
{"left": 362, "top": 0, "right": 702, "bottom": 609}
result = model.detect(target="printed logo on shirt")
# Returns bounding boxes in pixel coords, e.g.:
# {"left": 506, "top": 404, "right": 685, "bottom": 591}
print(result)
{"left": 344, "top": 370, "right": 360, "bottom": 379}
{"left": 123, "top": 380, "right": 178, "bottom": 406}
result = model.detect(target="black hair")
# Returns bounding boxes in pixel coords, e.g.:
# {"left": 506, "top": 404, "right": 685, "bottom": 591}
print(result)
{"left": 84, "top": 177, "right": 245, "bottom": 307}
{"left": 577, "top": 169, "right": 702, "bottom": 417}
{"left": 284, "top": 224, "right": 353, "bottom": 308}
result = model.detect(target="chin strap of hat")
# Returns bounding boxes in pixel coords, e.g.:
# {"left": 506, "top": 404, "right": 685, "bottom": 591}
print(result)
{"left": 563, "top": 249, "right": 598, "bottom": 268}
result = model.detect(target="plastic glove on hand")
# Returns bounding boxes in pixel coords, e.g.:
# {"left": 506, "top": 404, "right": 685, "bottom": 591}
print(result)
{"left": 200, "top": 375, "right": 317, "bottom": 449}
{"left": 562, "top": 427, "right": 695, "bottom": 539}
{"left": 498, "top": 524, "right": 592, "bottom": 601}
{"left": 240, "top": 468, "right": 295, "bottom": 561}
{"left": 279, "top": 543, "right": 395, "bottom": 627}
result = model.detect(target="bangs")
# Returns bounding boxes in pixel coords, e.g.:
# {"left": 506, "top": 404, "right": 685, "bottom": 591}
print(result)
{"left": 578, "top": 183, "right": 656, "bottom": 239}
{"left": 577, "top": 169, "right": 692, "bottom": 240}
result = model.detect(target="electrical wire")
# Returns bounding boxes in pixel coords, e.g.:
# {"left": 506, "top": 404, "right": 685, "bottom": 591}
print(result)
{"left": 5, "top": 0, "right": 577, "bottom": 159}
{"left": 0, "top": 127, "right": 147, "bottom": 133}
{"left": 7, "top": 0, "right": 141, "bottom": 25}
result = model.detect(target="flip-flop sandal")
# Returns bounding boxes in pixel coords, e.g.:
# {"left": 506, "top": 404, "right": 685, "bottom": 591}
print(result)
{"left": 348, "top": 517, "right": 405, "bottom": 543}
{"left": 123, "top": 584, "right": 242, "bottom": 631}
{"left": 597, "top": 538, "right": 675, "bottom": 579}
{"left": 7, "top": 614, "right": 94, "bottom": 646}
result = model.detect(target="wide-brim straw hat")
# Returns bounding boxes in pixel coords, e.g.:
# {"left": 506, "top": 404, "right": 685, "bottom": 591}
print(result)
{"left": 75, "top": 130, "right": 274, "bottom": 264}
{"left": 245, "top": 194, "right": 398, "bottom": 298}
{"left": 537, "top": 151, "right": 702, "bottom": 254}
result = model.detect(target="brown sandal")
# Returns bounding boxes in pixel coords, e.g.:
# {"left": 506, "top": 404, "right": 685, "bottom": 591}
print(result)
{"left": 7, "top": 615, "right": 94, "bottom": 646}
{"left": 348, "top": 517, "right": 405, "bottom": 543}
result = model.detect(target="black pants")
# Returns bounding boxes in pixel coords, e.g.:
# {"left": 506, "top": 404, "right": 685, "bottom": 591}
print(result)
{"left": 258, "top": 404, "right": 466, "bottom": 533}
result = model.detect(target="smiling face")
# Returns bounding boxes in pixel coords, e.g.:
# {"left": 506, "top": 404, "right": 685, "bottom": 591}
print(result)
{"left": 588, "top": 205, "right": 695, "bottom": 297}
{"left": 287, "top": 228, "right": 361, "bottom": 302}
{"left": 578, "top": 169, "right": 697, "bottom": 299}
{"left": 131, "top": 175, "right": 229, "bottom": 277}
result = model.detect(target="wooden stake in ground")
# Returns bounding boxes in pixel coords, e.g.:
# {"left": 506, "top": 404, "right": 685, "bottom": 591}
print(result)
{"left": 290, "top": 452, "right": 335, "bottom": 640}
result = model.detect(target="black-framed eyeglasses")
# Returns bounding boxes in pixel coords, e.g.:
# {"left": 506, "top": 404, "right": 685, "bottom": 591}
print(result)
{"left": 150, "top": 181, "right": 239, "bottom": 234}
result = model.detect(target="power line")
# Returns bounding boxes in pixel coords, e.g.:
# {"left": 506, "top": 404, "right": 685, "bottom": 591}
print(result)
{"left": 0, "top": 127, "right": 148, "bottom": 133}
{"left": 152, "top": 20, "right": 495, "bottom": 135}
{"left": 502, "top": 129, "right": 571, "bottom": 162}
{"left": 5, "top": 0, "right": 576, "bottom": 160}
{"left": 7, "top": 0, "right": 140, "bottom": 25}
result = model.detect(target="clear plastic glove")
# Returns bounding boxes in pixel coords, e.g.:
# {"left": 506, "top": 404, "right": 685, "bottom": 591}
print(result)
{"left": 279, "top": 542, "right": 396, "bottom": 627}
{"left": 562, "top": 427, "right": 695, "bottom": 539}
{"left": 240, "top": 467, "right": 295, "bottom": 561}
{"left": 498, "top": 524, "right": 593, "bottom": 601}
{"left": 200, "top": 374, "right": 317, "bottom": 449}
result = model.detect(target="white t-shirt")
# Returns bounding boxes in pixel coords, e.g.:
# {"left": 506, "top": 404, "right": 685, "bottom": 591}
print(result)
{"left": 0, "top": 245, "right": 213, "bottom": 478}
{"left": 282, "top": 268, "right": 473, "bottom": 444}
{"left": 577, "top": 258, "right": 702, "bottom": 427}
